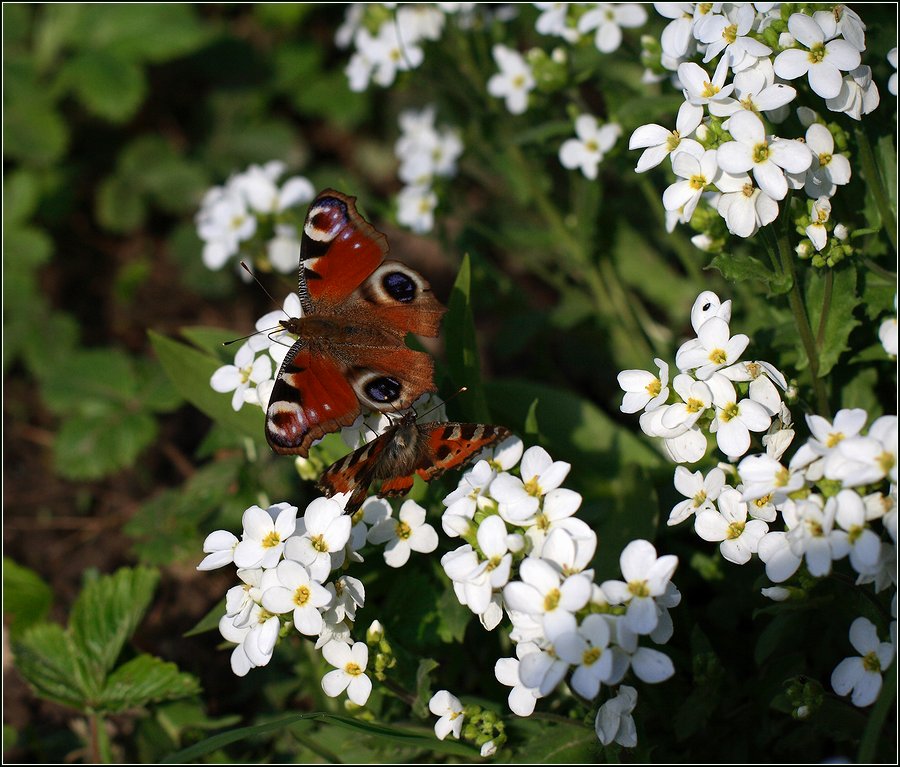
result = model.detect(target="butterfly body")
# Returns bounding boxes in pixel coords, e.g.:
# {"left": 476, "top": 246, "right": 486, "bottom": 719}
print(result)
{"left": 318, "top": 411, "right": 512, "bottom": 514}
{"left": 265, "top": 190, "right": 446, "bottom": 457}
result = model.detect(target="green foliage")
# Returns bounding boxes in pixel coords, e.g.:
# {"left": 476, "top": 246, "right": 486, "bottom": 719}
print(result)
{"left": 3, "top": 559, "right": 53, "bottom": 638}
{"left": 12, "top": 567, "right": 200, "bottom": 714}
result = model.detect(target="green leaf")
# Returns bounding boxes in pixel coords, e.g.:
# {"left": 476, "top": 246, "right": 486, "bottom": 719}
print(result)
{"left": 161, "top": 713, "right": 478, "bottom": 763}
{"left": 179, "top": 326, "right": 245, "bottom": 359}
{"left": 99, "top": 655, "right": 200, "bottom": 713}
{"left": 508, "top": 718, "right": 598, "bottom": 763}
{"left": 3, "top": 559, "right": 53, "bottom": 637}
{"left": 444, "top": 254, "right": 490, "bottom": 423}
{"left": 12, "top": 623, "right": 89, "bottom": 710}
{"left": 149, "top": 330, "right": 263, "bottom": 441}
{"left": 413, "top": 658, "right": 439, "bottom": 719}
{"left": 805, "top": 266, "right": 860, "bottom": 377}
{"left": 3, "top": 89, "right": 69, "bottom": 166}
{"left": 183, "top": 598, "right": 226, "bottom": 638}
{"left": 40, "top": 348, "right": 138, "bottom": 414}
{"left": 60, "top": 50, "right": 146, "bottom": 122}
{"left": 96, "top": 174, "right": 147, "bottom": 233}
{"left": 53, "top": 410, "right": 157, "bottom": 480}
{"left": 708, "top": 251, "right": 789, "bottom": 293}
{"left": 69, "top": 567, "right": 160, "bottom": 690}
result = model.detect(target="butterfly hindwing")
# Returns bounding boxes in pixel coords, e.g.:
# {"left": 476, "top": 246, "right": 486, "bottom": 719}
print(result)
{"left": 318, "top": 415, "right": 512, "bottom": 514}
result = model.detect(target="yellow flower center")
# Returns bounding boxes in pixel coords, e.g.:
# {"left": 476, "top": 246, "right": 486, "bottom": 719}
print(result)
{"left": 262, "top": 531, "right": 281, "bottom": 549}
{"left": 628, "top": 580, "right": 650, "bottom": 598}
{"left": 692, "top": 489, "right": 708, "bottom": 508}
{"left": 486, "top": 555, "right": 503, "bottom": 572}
{"left": 742, "top": 182, "right": 755, "bottom": 197}
{"left": 524, "top": 476, "right": 542, "bottom": 497}
{"left": 878, "top": 451, "right": 895, "bottom": 475}
{"left": 752, "top": 142, "right": 770, "bottom": 164}
{"left": 690, "top": 173, "right": 707, "bottom": 190}
{"left": 721, "top": 402, "right": 740, "bottom": 423}
{"left": 396, "top": 520, "right": 412, "bottom": 541}
{"left": 666, "top": 131, "right": 682, "bottom": 152}
{"left": 701, "top": 80, "right": 720, "bottom": 98}
{"left": 544, "top": 588, "right": 561, "bottom": 612}
{"left": 862, "top": 651, "right": 882, "bottom": 673}
{"left": 293, "top": 585, "right": 311, "bottom": 607}
{"left": 754, "top": 494, "right": 772, "bottom": 510}
{"left": 774, "top": 467, "right": 791, "bottom": 487}
{"left": 646, "top": 378, "right": 662, "bottom": 397}
{"left": 826, "top": 431, "right": 845, "bottom": 448}
{"left": 726, "top": 520, "right": 745, "bottom": 540}
{"left": 808, "top": 42, "right": 827, "bottom": 64}
{"left": 582, "top": 646, "right": 602, "bottom": 666}
{"left": 723, "top": 23, "right": 738, "bottom": 44}
{"left": 345, "top": 662, "right": 364, "bottom": 677}
{"left": 709, "top": 348, "right": 728, "bottom": 365}
{"left": 818, "top": 152, "right": 833, "bottom": 167}
{"left": 687, "top": 397, "right": 706, "bottom": 413}
{"left": 311, "top": 533, "right": 329, "bottom": 553}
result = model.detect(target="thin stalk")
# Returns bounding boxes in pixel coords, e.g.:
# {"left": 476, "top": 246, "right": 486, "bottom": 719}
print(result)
{"left": 775, "top": 203, "right": 830, "bottom": 416}
{"left": 855, "top": 127, "right": 897, "bottom": 254}
{"left": 816, "top": 268, "right": 834, "bottom": 349}
{"left": 861, "top": 256, "right": 897, "bottom": 282}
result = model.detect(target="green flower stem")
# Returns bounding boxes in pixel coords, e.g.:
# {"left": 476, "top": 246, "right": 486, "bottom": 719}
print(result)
{"left": 861, "top": 256, "right": 897, "bottom": 283}
{"left": 855, "top": 127, "right": 897, "bottom": 254}
{"left": 774, "top": 205, "right": 830, "bottom": 417}
{"left": 858, "top": 659, "right": 896, "bottom": 764}
{"left": 88, "top": 712, "right": 112, "bottom": 763}
{"left": 816, "top": 268, "right": 833, "bottom": 350}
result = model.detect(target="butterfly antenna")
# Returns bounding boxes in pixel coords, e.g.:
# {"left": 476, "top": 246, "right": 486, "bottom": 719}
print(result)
{"left": 240, "top": 261, "right": 282, "bottom": 308}
{"left": 223, "top": 325, "right": 282, "bottom": 347}
{"left": 416, "top": 387, "right": 468, "bottom": 421}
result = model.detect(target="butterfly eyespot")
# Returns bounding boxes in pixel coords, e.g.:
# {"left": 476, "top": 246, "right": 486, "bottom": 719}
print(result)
{"left": 365, "top": 376, "right": 402, "bottom": 403}
{"left": 382, "top": 271, "right": 417, "bottom": 303}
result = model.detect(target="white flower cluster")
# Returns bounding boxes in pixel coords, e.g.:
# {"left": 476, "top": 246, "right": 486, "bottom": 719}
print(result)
{"left": 631, "top": 5, "right": 882, "bottom": 248}
{"left": 620, "top": 289, "right": 897, "bottom": 709}
{"left": 340, "top": 4, "right": 456, "bottom": 92}
{"left": 394, "top": 106, "right": 463, "bottom": 234}
{"left": 534, "top": 3, "right": 648, "bottom": 52}
{"left": 430, "top": 437, "right": 679, "bottom": 750}
{"left": 195, "top": 161, "right": 314, "bottom": 274}
{"left": 198, "top": 496, "right": 438, "bottom": 702}
{"left": 620, "top": 290, "right": 782, "bottom": 463}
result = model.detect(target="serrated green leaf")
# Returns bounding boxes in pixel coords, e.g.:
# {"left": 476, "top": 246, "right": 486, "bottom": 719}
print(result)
{"left": 709, "top": 251, "right": 788, "bottom": 293}
{"left": 69, "top": 567, "right": 160, "bottom": 689}
{"left": 53, "top": 409, "right": 157, "bottom": 480}
{"left": 508, "top": 718, "right": 598, "bottom": 763}
{"left": 3, "top": 559, "right": 53, "bottom": 637}
{"left": 806, "top": 266, "right": 861, "bottom": 377}
{"left": 149, "top": 330, "right": 263, "bottom": 441}
{"left": 444, "top": 254, "right": 490, "bottom": 423}
{"left": 100, "top": 655, "right": 200, "bottom": 713}
{"left": 413, "top": 658, "right": 439, "bottom": 719}
{"left": 60, "top": 50, "right": 146, "bottom": 122}
{"left": 12, "top": 623, "right": 91, "bottom": 709}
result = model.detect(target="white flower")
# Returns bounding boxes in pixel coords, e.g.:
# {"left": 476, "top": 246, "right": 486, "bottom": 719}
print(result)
{"left": 826, "top": 65, "right": 880, "bottom": 120}
{"left": 210, "top": 341, "right": 273, "bottom": 412}
{"left": 442, "top": 460, "right": 497, "bottom": 535}
{"left": 707, "top": 374, "right": 772, "bottom": 459}
{"left": 554, "top": 614, "right": 614, "bottom": 699}
{"left": 773, "top": 13, "right": 862, "bottom": 100}
{"left": 717, "top": 110, "right": 812, "bottom": 201}
{"left": 829, "top": 490, "right": 882, "bottom": 574}
{"left": 517, "top": 625, "right": 573, "bottom": 696}
{"left": 525, "top": 488, "right": 584, "bottom": 555}
{"left": 396, "top": 185, "right": 437, "bottom": 233}
{"left": 368, "top": 500, "right": 438, "bottom": 567}
{"left": 503, "top": 558, "right": 591, "bottom": 636}
{"left": 669, "top": 466, "right": 727, "bottom": 526}
{"left": 693, "top": 4, "right": 772, "bottom": 72}
{"left": 879, "top": 294, "right": 897, "bottom": 357}
{"left": 284, "top": 497, "right": 352, "bottom": 581}
{"left": 233, "top": 165, "right": 314, "bottom": 215}
{"left": 803, "top": 123, "right": 851, "bottom": 198}
{"left": 600, "top": 540, "right": 678, "bottom": 635}
{"left": 196, "top": 187, "right": 257, "bottom": 270}
{"left": 323, "top": 575, "right": 366, "bottom": 625}
{"left": 617, "top": 358, "right": 669, "bottom": 414}
{"left": 491, "top": 446, "right": 571, "bottom": 525}
{"left": 783, "top": 496, "right": 849, "bottom": 577}
{"left": 738, "top": 453, "right": 804, "bottom": 507}
{"left": 368, "top": 23, "right": 425, "bottom": 88}
{"left": 806, "top": 196, "right": 831, "bottom": 251}
{"left": 690, "top": 290, "right": 731, "bottom": 331}
{"left": 831, "top": 617, "right": 895, "bottom": 707}
{"left": 441, "top": 545, "right": 492, "bottom": 615}
{"left": 321, "top": 640, "right": 372, "bottom": 705}
{"left": 675, "top": 317, "right": 749, "bottom": 379}
{"left": 487, "top": 45, "right": 535, "bottom": 115}
{"left": 827, "top": 416, "right": 898, "bottom": 488}
{"left": 790, "top": 408, "right": 869, "bottom": 475}
{"left": 888, "top": 48, "right": 898, "bottom": 96}
{"left": 695, "top": 487, "right": 768, "bottom": 565}
{"left": 197, "top": 529, "right": 239, "bottom": 571}
{"left": 429, "top": 690, "right": 465, "bottom": 739}
{"left": 261, "top": 559, "right": 332, "bottom": 636}
{"left": 757, "top": 530, "right": 802, "bottom": 582}
{"left": 233, "top": 502, "right": 298, "bottom": 569}
{"left": 577, "top": 3, "right": 647, "bottom": 54}
{"left": 629, "top": 101, "right": 703, "bottom": 173}
{"left": 678, "top": 58, "right": 735, "bottom": 110}
{"left": 534, "top": 3, "right": 579, "bottom": 43}
{"left": 663, "top": 148, "right": 720, "bottom": 222}
{"left": 539, "top": 521, "right": 597, "bottom": 575}
{"left": 495, "top": 643, "right": 542, "bottom": 716}
{"left": 559, "top": 116, "right": 621, "bottom": 180}
{"left": 714, "top": 173, "right": 779, "bottom": 238}
{"left": 660, "top": 373, "right": 713, "bottom": 433}
{"left": 720, "top": 360, "right": 787, "bottom": 417}
{"left": 708, "top": 57, "right": 796, "bottom": 120}
{"left": 594, "top": 685, "right": 638, "bottom": 747}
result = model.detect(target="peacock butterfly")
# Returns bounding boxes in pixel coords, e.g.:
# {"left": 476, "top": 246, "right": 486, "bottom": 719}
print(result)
{"left": 265, "top": 189, "right": 446, "bottom": 457}
{"left": 318, "top": 410, "right": 512, "bottom": 514}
